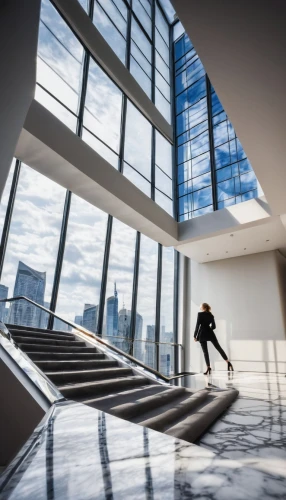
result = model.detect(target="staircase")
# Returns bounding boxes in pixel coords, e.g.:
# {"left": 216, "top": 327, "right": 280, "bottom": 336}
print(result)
{"left": 7, "top": 323, "right": 238, "bottom": 443}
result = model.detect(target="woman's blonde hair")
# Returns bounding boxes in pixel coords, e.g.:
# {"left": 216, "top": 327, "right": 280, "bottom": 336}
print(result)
{"left": 201, "top": 302, "right": 211, "bottom": 312}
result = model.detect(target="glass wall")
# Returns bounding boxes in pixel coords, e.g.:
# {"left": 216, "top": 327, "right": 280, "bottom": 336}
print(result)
{"left": 102, "top": 218, "right": 137, "bottom": 353}
{"left": 55, "top": 194, "right": 108, "bottom": 332}
{"left": 174, "top": 24, "right": 261, "bottom": 221}
{"left": 0, "top": 159, "right": 178, "bottom": 373}
{"left": 159, "top": 246, "right": 174, "bottom": 375}
{"left": 35, "top": 0, "right": 174, "bottom": 217}
{"left": 134, "top": 234, "right": 158, "bottom": 369}
{"left": 0, "top": 164, "right": 66, "bottom": 328}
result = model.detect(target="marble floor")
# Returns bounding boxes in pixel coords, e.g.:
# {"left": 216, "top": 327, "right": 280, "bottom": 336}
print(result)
{"left": 181, "top": 371, "right": 286, "bottom": 481}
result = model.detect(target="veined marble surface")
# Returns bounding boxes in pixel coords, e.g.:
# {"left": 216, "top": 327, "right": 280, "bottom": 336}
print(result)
{"left": 0, "top": 393, "right": 285, "bottom": 500}
{"left": 182, "top": 372, "right": 286, "bottom": 483}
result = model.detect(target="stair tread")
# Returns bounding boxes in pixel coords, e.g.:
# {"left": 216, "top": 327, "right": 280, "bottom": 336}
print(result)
{"left": 13, "top": 336, "right": 84, "bottom": 346}
{"left": 46, "top": 367, "right": 132, "bottom": 377}
{"left": 35, "top": 360, "right": 117, "bottom": 369}
{"left": 26, "top": 352, "right": 105, "bottom": 360}
{"left": 10, "top": 330, "right": 76, "bottom": 341}
{"left": 59, "top": 375, "right": 149, "bottom": 392}
{"left": 18, "top": 344, "right": 97, "bottom": 352}
{"left": 6, "top": 324, "right": 75, "bottom": 337}
{"left": 81, "top": 385, "right": 169, "bottom": 409}
{"left": 164, "top": 389, "right": 239, "bottom": 443}
{"left": 133, "top": 389, "right": 209, "bottom": 429}
{"left": 111, "top": 386, "right": 187, "bottom": 419}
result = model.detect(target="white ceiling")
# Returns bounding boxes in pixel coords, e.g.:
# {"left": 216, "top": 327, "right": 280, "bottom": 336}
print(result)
{"left": 176, "top": 216, "right": 286, "bottom": 263}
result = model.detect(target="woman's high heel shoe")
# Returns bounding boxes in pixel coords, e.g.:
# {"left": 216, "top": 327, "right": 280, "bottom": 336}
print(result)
{"left": 227, "top": 362, "right": 234, "bottom": 371}
{"left": 204, "top": 367, "right": 212, "bottom": 375}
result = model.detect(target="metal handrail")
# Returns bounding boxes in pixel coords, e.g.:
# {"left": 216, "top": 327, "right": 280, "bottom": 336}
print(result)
{"left": 0, "top": 296, "right": 195, "bottom": 382}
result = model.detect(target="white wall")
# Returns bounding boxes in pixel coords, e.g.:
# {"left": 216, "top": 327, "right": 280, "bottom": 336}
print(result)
{"left": 186, "top": 250, "right": 286, "bottom": 373}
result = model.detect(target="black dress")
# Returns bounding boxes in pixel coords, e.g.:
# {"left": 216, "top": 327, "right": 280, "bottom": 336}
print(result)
{"left": 194, "top": 311, "right": 216, "bottom": 342}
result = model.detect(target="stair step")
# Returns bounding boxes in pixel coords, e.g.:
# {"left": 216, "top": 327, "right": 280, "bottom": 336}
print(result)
{"left": 81, "top": 385, "right": 169, "bottom": 411}
{"left": 26, "top": 352, "right": 105, "bottom": 361}
{"left": 10, "top": 330, "right": 76, "bottom": 341}
{"left": 6, "top": 324, "right": 75, "bottom": 337}
{"left": 13, "top": 336, "right": 85, "bottom": 347}
{"left": 35, "top": 360, "right": 118, "bottom": 371}
{"left": 59, "top": 376, "right": 150, "bottom": 399}
{"left": 46, "top": 367, "right": 133, "bottom": 385}
{"left": 165, "top": 389, "right": 239, "bottom": 443}
{"left": 133, "top": 389, "right": 209, "bottom": 431}
{"left": 111, "top": 386, "right": 186, "bottom": 420}
{"left": 18, "top": 344, "right": 98, "bottom": 353}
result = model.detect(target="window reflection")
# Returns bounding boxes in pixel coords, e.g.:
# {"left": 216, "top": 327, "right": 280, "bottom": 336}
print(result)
{"left": 55, "top": 194, "right": 108, "bottom": 332}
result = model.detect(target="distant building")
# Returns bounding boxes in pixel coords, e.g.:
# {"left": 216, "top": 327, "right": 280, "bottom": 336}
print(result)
{"left": 0, "top": 284, "right": 8, "bottom": 323}
{"left": 106, "top": 283, "right": 118, "bottom": 336}
{"left": 54, "top": 317, "right": 72, "bottom": 332}
{"left": 118, "top": 308, "right": 131, "bottom": 339}
{"left": 83, "top": 304, "right": 98, "bottom": 333}
{"left": 9, "top": 261, "right": 46, "bottom": 328}
{"left": 39, "top": 301, "right": 50, "bottom": 329}
{"left": 133, "top": 312, "right": 144, "bottom": 361}
{"left": 145, "top": 325, "right": 156, "bottom": 369}
{"left": 74, "top": 315, "right": 83, "bottom": 326}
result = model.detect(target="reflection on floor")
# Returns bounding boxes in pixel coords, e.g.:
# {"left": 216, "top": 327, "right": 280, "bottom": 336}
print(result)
{"left": 1, "top": 397, "right": 286, "bottom": 500}
{"left": 181, "top": 371, "right": 286, "bottom": 482}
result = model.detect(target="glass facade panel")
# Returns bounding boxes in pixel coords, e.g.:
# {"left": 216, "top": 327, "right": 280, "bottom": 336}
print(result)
{"left": 155, "top": 131, "right": 172, "bottom": 178}
{"left": 175, "top": 28, "right": 261, "bottom": 219}
{"left": 0, "top": 165, "right": 66, "bottom": 327}
{"left": 82, "top": 128, "right": 119, "bottom": 169}
{"left": 35, "top": 85, "right": 78, "bottom": 132}
{"left": 93, "top": 2, "right": 126, "bottom": 65}
{"left": 37, "top": 1, "right": 84, "bottom": 114}
{"left": 102, "top": 219, "right": 136, "bottom": 352}
{"left": 84, "top": 58, "right": 123, "bottom": 153}
{"left": 135, "top": 235, "right": 158, "bottom": 357}
{"left": 55, "top": 194, "right": 108, "bottom": 332}
{"left": 155, "top": 189, "right": 173, "bottom": 216}
{"left": 124, "top": 101, "right": 152, "bottom": 180}
{"left": 133, "top": 0, "right": 152, "bottom": 38}
{"left": 123, "top": 163, "right": 151, "bottom": 197}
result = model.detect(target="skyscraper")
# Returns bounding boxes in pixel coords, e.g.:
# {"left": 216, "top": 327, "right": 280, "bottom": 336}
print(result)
{"left": 0, "top": 284, "right": 8, "bottom": 323}
{"left": 74, "top": 315, "right": 83, "bottom": 326}
{"left": 83, "top": 304, "right": 98, "bottom": 333}
{"left": 118, "top": 308, "right": 131, "bottom": 339}
{"left": 39, "top": 301, "right": 50, "bottom": 329}
{"left": 9, "top": 261, "right": 46, "bottom": 328}
{"left": 145, "top": 325, "right": 156, "bottom": 369}
{"left": 106, "top": 282, "right": 118, "bottom": 336}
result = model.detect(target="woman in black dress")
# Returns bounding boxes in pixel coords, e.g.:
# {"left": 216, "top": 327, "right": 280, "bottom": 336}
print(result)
{"left": 194, "top": 303, "right": 233, "bottom": 375}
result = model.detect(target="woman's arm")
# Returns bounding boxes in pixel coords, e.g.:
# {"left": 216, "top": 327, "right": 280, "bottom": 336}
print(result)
{"left": 212, "top": 315, "right": 216, "bottom": 330}
{"left": 194, "top": 313, "right": 201, "bottom": 340}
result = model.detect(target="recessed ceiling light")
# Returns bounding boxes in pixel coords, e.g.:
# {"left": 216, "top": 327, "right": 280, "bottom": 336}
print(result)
{"left": 244, "top": 248, "right": 246, "bottom": 250}
{"left": 226, "top": 251, "right": 228, "bottom": 253}
{"left": 266, "top": 239, "right": 270, "bottom": 242}
{"left": 230, "top": 234, "right": 234, "bottom": 237}
{"left": 207, "top": 253, "right": 209, "bottom": 255}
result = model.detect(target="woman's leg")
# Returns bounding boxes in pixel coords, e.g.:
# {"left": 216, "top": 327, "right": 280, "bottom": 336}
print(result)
{"left": 200, "top": 341, "right": 210, "bottom": 366}
{"left": 211, "top": 337, "right": 228, "bottom": 361}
